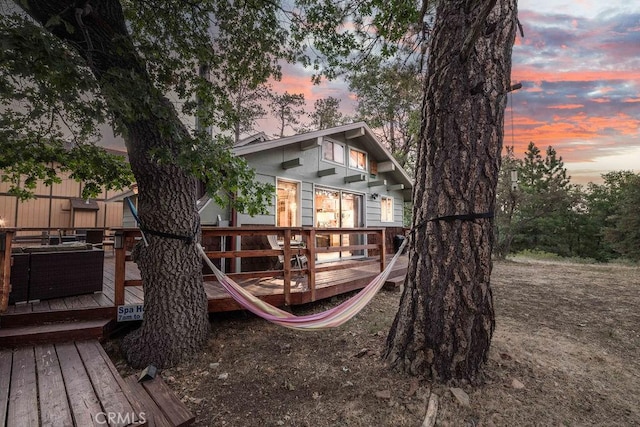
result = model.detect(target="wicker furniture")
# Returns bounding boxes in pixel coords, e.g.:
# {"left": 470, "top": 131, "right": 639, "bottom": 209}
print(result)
{"left": 8, "top": 253, "right": 29, "bottom": 304}
{"left": 9, "top": 244, "right": 104, "bottom": 303}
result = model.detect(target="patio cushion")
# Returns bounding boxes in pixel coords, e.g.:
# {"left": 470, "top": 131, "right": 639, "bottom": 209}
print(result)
{"left": 22, "top": 243, "right": 93, "bottom": 253}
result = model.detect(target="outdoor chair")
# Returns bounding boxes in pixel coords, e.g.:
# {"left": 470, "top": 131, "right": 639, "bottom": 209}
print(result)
{"left": 267, "top": 235, "right": 307, "bottom": 270}
{"left": 84, "top": 229, "right": 114, "bottom": 255}
{"left": 85, "top": 230, "right": 104, "bottom": 248}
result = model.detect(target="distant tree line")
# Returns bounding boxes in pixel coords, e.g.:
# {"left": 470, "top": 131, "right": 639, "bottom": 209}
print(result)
{"left": 495, "top": 142, "right": 640, "bottom": 262}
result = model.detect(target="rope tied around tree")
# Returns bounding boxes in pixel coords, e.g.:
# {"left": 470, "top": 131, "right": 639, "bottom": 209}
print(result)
{"left": 410, "top": 211, "right": 494, "bottom": 236}
{"left": 125, "top": 197, "right": 199, "bottom": 245}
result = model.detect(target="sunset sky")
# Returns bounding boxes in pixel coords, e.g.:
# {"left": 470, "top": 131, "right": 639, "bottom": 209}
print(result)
{"left": 262, "top": 1, "right": 640, "bottom": 184}
{"left": 510, "top": 0, "right": 640, "bottom": 183}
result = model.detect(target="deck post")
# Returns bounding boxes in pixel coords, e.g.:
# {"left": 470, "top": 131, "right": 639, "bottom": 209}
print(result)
{"left": 0, "top": 230, "right": 14, "bottom": 313}
{"left": 307, "top": 228, "right": 316, "bottom": 301}
{"left": 379, "top": 228, "right": 386, "bottom": 272}
{"left": 283, "top": 229, "right": 292, "bottom": 305}
{"left": 114, "top": 230, "right": 126, "bottom": 306}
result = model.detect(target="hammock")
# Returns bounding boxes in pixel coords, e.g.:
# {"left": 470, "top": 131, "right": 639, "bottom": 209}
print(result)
{"left": 197, "top": 238, "right": 407, "bottom": 330}
{"left": 124, "top": 196, "right": 407, "bottom": 330}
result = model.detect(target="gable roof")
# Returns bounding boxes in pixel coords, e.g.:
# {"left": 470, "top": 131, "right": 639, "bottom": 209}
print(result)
{"left": 234, "top": 131, "right": 269, "bottom": 148}
{"left": 233, "top": 122, "right": 413, "bottom": 190}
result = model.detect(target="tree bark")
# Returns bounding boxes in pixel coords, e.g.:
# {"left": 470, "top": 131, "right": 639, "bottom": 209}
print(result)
{"left": 122, "top": 114, "right": 209, "bottom": 369}
{"left": 21, "top": 0, "right": 209, "bottom": 368}
{"left": 384, "top": 0, "right": 517, "bottom": 382}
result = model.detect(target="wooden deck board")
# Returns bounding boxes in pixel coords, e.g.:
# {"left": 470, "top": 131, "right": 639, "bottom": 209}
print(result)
{"left": 124, "top": 375, "right": 173, "bottom": 427}
{"left": 0, "top": 349, "right": 12, "bottom": 427}
{"left": 31, "top": 300, "right": 51, "bottom": 313}
{"left": 47, "top": 298, "right": 68, "bottom": 311}
{"left": 75, "top": 294, "right": 101, "bottom": 308}
{"left": 141, "top": 376, "right": 195, "bottom": 427}
{"left": 11, "top": 303, "right": 31, "bottom": 314}
{"left": 56, "top": 342, "right": 104, "bottom": 427}
{"left": 76, "top": 340, "right": 137, "bottom": 427}
{"left": 0, "top": 341, "right": 194, "bottom": 427}
{"left": 92, "top": 291, "right": 114, "bottom": 307}
{"left": 65, "top": 296, "right": 87, "bottom": 310}
{"left": 7, "top": 347, "right": 39, "bottom": 427}
{"left": 35, "top": 343, "right": 74, "bottom": 427}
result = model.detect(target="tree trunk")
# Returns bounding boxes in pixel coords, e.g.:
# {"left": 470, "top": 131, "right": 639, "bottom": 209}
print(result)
{"left": 384, "top": 0, "right": 517, "bottom": 382}
{"left": 122, "top": 115, "right": 209, "bottom": 369}
{"left": 22, "top": 0, "right": 209, "bottom": 368}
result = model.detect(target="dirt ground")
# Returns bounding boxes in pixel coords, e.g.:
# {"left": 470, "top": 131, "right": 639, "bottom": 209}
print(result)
{"left": 108, "top": 258, "right": 640, "bottom": 426}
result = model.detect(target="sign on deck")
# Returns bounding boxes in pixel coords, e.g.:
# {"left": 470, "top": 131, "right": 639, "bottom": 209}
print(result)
{"left": 117, "top": 304, "right": 144, "bottom": 322}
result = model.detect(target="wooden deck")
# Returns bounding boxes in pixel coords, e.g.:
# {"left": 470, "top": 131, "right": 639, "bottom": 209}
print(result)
{"left": 1, "top": 252, "right": 407, "bottom": 320}
{"left": 0, "top": 228, "right": 403, "bottom": 426}
{"left": 0, "top": 340, "right": 194, "bottom": 427}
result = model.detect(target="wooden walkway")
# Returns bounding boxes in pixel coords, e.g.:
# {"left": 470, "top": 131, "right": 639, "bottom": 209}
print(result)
{"left": 0, "top": 340, "right": 194, "bottom": 427}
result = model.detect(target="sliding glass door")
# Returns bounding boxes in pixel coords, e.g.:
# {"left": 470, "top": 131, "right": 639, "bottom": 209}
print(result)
{"left": 315, "top": 188, "right": 364, "bottom": 261}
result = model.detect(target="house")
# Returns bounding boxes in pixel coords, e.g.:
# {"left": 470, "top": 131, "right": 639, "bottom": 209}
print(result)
{"left": 200, "top": 122, "right": 413, "bottom": 261}
{"left": 2, "top": 123, "right": 412, "bottom": 244}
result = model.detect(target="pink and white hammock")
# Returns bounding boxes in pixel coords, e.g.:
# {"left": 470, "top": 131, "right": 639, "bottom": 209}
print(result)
{"left": 197, "top": 239, "right": 407, "bottom": 331}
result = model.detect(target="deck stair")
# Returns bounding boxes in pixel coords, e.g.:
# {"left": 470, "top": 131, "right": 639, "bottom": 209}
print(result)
{"left": 0, "top": 340, "right": 194, "bottom": 427}
{"left": 0, "top": 317, "right": 113, "bottom": 347}
{"left": 383, "top": 264, "right": 407, "bottom": 292}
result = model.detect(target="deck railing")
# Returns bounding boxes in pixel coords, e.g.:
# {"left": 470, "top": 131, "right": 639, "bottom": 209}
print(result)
{"left": 113, "top": 227, "right": 386, "bottom": 306}
{"left": 5, "top": 227, "right": 112, "bottom": 245}
{"left": 0, "top": 230, "right": 15, "bottom": 312}
{"left": 0, "top": 226, "right": 386, "bottom": 312}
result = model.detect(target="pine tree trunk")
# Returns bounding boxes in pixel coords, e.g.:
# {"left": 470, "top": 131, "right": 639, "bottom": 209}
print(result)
{"left": 23, "top": 0, "right": 210, "bottom": 368}
{"left": 384, "top": 0, "right": 517, "bottom": 382}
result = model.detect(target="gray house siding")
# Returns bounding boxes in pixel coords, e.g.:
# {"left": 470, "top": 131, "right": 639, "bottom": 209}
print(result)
{"left": 366, "top": 193, "right": 405, "bottom": 227}
{"left": 201, "top": 123, "right": 411, "bottom": 228}
{"left": 366, "top": 201, "right": 381, "bottom": 226}
{"left": 301, "top": 181, "right": 314, "bottom": 226}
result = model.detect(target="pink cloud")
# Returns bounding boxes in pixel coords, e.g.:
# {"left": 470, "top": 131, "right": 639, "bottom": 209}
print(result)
{"left": 512, "top": 68, "right": 640, "bottom": 83}
{"left": 548, "top": 104, "right": 584, "bottom": 110}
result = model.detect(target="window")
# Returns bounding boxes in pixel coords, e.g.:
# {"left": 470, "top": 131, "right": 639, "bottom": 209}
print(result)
{"left": 276, "top": 180, "right": 299, "bottom": 227}
{"left": 349, "top": 148, "right": 367, "bottom": 171}
{"left": 322, "top": 139, "right": 344, "bottom": 164}
{"left": 381, "top": 196, "right": 394, "bottom": 223}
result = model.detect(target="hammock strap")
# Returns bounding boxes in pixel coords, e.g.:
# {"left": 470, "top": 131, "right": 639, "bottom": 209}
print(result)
{"left": 125, "top": 197, "right": 198, "bottom": 244}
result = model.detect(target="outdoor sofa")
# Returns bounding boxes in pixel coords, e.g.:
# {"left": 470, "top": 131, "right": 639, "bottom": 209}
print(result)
{"left": 9, "top": 243, "right": 104, "bottom": 303}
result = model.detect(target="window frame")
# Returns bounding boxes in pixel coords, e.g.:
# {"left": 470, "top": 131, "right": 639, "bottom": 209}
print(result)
{"left": 380, "top": 196, "right": 394, "bottom": 223}
{"left": 321, "top": 138, "right": 345, "bottom": 165}
{"left": 275, "top": 178, "right": 301, "bottom": 227}
{"left": 348, "top": 147, "right": 368, "bottom": 172}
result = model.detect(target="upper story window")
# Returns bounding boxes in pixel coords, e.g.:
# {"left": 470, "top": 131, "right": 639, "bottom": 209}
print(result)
{"left": 322, "top": 139, "right": 344, "bottom": 164}
{"left": 349, "top": 148, "right": 367, "bottom": 171}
